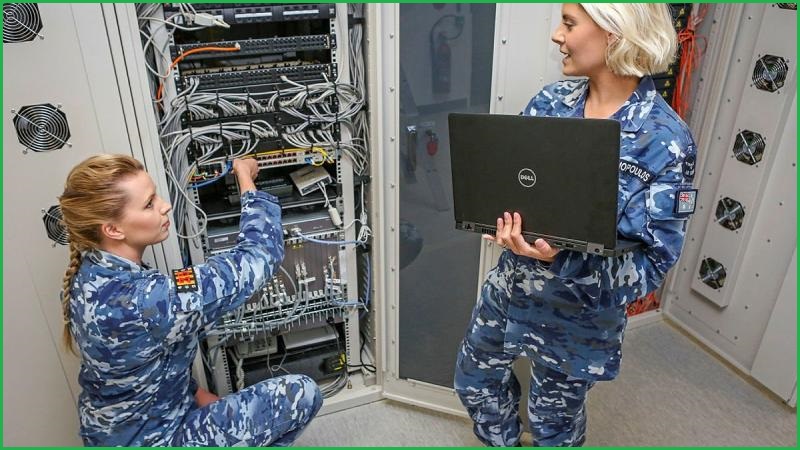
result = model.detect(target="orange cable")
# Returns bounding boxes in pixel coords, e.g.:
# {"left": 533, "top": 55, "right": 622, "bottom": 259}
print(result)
{"left": 156, "top": 45, "right": 241, "bottom": 102}
{"left": 673, "top": 4, "right": 710, "bottom": 117}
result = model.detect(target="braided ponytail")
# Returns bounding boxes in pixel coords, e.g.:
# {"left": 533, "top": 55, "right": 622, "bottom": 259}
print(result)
{"left": 61, "top": 242, "right": 82, "bottom": 354}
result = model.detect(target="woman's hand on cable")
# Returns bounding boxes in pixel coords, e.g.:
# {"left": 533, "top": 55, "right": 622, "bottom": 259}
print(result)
{"left": 231, "top": 158, "right": 259, "bottom": 193}
{"left": 481, "top": 212, "right": 560, "bottom": 263}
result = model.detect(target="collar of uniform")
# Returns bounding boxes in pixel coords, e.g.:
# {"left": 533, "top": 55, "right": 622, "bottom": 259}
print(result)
{"left": 559, "top": 76, "right": 657, "bottom": 132}
{"left": 612, "top": 76, "right": 657, "bottom": 132}
{"left": 555, "top": 78, "right": 589, "bottom": 112}
{"left": 85, "top": 249, "right": 148, "bottom": 273}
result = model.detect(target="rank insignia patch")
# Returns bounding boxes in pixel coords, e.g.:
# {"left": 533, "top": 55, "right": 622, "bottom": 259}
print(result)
{"left": 683, "top": 154, "right": 696, "bottom": 180}
{"left": 172, "top": 268, "right": 198, "bottom": 292}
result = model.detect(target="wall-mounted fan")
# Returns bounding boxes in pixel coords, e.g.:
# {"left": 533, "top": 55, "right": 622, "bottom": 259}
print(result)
{"left": 42, "top": 205, "right": 69, "bottom": 246}
{"left": 715, "top": 197, "right": 745, "bottom": 231}
{"left": 753, "top": 54, "right": 789, "bottom": 92}
{"left": 699, "top": 257, "right": 727, "bottom": 290}
{"left": 732, "top": 130, "right": 765, "bottom": 165}
{"left": 12, "top": 103, "right": 72, "bottom": 153}
{"left": 3, "top": 3, "right": 44, "bottom": 43}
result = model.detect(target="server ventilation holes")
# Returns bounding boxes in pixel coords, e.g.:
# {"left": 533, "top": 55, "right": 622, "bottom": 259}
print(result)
{"left": 699, "top": 258, "right": 727, "bottom": 290}
{"left": 775, "top": 4, "right": 797, "bottom": 10}
{"left": 715, "top": 197, "right": 745, "bottom": 231}
{"left": 3, "top": 3, "right": 43, "bottom": 43}
{"left": 732, "top": 130, "right": 765, "bottom": 165}
{"left": 43, "top": 205, "right": 69, "bottom": 246}
{"left": 752, "top": 55, "right": 789, "bottom": 92}
{"left": 12, "top": 103, "right": 72, "bottom": 153}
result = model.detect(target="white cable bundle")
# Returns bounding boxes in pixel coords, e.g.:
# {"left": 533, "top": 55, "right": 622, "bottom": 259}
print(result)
{"left": 159, "top": 120, "right": 280, "bottom": 239}
{"left": 140, "top": 4, "right": 372, "bottom": 241}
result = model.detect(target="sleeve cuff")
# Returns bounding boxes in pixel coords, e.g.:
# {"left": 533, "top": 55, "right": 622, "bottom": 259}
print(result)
{"left": 540, "top": 251, "right": 572, "bottom": 278}
{"left": 241, "top": 189, "right": 280, "bottom": 205}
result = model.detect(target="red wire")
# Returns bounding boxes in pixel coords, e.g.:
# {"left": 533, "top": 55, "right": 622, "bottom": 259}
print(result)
{"left": 673, "top": 5, "right": 710, "bottom": 117}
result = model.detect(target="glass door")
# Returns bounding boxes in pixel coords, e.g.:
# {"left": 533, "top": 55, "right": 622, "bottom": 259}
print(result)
{"left": 397, "top": 3, "right": 497, "bottom": 387}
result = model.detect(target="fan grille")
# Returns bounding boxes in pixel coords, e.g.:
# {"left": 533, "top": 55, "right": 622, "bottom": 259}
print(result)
{"left": 43, "top": 205, "right": 69, "bottom": 246}
{"left": 12, "top": 103, "right": 72, "bottom": 152}
{"left": 752, "top": 55, "right": 789, "bottom": 92}
{"left": 699, "top": 257, "right": 726, "bottom": 290}
{"left": 732, "top": 130, "right": 765, "bottom": 165}
{"left": 715, "top": 197, "right": 745, "bottom": 231}
{"left": 3, "top": 3, "right": 43, "bottom": 43}
{"left": 776, "top": 3, "right": 797, "bottom": 10}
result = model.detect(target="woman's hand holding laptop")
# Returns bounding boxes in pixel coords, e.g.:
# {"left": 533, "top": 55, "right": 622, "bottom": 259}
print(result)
{"left": 481, "top": 212, "right": 560, "bottom": 263}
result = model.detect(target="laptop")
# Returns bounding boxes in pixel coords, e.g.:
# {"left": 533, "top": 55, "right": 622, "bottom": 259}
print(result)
{"left": 447, "top": 113, "right": 641, "bottom": 257}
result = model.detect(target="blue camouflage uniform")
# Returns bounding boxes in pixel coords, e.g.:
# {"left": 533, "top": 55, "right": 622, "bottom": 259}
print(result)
{"left": 454, "top": 76, "right": 696, "bottom": 447}
{"left": 68, "top": 190, "right": 323, "bottom": 446}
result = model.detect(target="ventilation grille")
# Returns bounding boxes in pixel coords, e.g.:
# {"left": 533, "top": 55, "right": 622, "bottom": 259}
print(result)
{"left": 699, "top": 257, "right": 726, "bottom": 290}
{"left": 43, "top": 205, "right": 69, "bottom": 246}
{"left": 12, "top": 103, "right": 72, "bottom": 153}
{"left": 776, "top": 3, "right": 797, "bottom": 10}
{"left": 715, "top": 197, "right": 745, "bottom": 231}
{"left": 753, "top": 55, "right": 789, "bottom": 92}
{"left": 3, "top": 3, "right": 43, "bottom": 43}
{"left": 732, "top": 130, "right": 765, "bottom": 165}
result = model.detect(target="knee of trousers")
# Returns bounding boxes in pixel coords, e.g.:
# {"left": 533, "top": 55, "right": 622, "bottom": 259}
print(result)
{"left": 453, "top": 341, "right": 508, "bottom": 405}
{"left": 282, "top": 374, "right": 324, "bottom": 419}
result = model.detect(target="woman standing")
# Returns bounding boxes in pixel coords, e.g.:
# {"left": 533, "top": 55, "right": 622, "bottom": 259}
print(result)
{"left": 455, "top": 4, "right": 696, "bottom": 447}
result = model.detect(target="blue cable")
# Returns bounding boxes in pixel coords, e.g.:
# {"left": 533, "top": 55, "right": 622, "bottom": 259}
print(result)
{"left": 190, "top": 161, "right": 232, "bottom": 189}
{"left": 334, "top": 300, "right": 364, "bottom": 307}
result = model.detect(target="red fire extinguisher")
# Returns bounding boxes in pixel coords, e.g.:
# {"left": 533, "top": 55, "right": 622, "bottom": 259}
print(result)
{"left": 431, "top": 32, "right": 451, "bottom": 94}
{"left": 426, "top": 130, "right": 439, "bottom": 156}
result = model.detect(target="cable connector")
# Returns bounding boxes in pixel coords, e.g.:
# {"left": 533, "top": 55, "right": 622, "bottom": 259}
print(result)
{"left": 328, "top": 206, "right": 343, "bottom": 228}
{"left": 190, "top": 12, "right": 230, "bottom": 28}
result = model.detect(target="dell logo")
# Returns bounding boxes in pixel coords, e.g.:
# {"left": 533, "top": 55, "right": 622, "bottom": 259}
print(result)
{"left": 518, "top": 168, "right": 537, "bottom": 188}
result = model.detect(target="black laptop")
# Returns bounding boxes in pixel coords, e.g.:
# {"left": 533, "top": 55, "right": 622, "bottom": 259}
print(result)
{"left": 448, "top": 113, "right": 641, "bottom": 257}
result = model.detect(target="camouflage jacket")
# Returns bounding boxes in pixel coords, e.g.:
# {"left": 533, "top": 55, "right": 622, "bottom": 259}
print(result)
{"left": 68, "top": 191, "right": 284, "bottom": 446}
{"left": 499, "top": 76, "right": 696, "bottom": 380}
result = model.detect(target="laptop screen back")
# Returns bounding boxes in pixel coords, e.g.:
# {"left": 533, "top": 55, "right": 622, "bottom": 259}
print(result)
{"left": 448, "top": 113, "right": 620, "bottom": 249}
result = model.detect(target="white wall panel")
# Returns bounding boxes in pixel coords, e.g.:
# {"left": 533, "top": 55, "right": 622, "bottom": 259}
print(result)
{"left": 665, "top": 4, "right": 797, "bottom": 401}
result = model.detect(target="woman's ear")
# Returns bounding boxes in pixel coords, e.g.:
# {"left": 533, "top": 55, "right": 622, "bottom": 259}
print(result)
{"left": 100, "top": 222, "right": 125, "bottom": 241}
{"left": 607, "top": 33, "right": 620, "bottom": 46}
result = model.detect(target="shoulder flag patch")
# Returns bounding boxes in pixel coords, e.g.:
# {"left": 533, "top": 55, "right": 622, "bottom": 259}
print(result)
{"left": 675, "top": 188, "right": 698, "bottom": 216}
{"left": 172, "top": 268, "right": 198, "bottom": 292}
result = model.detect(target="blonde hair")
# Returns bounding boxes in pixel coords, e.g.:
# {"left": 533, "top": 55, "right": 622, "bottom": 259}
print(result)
{"left": 580, "top": 3, "right": 677, "bottom": 77}
{"left": 58, "top": 154, "right": 145, "bottom": 354}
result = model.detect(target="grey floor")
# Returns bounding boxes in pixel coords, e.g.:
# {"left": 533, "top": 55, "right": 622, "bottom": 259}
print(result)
{"left": 295, "top": 320, "right": 796, "bottom": 447}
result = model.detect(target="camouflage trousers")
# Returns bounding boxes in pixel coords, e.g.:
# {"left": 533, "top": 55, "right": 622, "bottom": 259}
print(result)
{"left": 170, "top": 374, "right": 323, "bottom": 446}
{"left": 454, "top": 279, "right": 594, "bottom": 447}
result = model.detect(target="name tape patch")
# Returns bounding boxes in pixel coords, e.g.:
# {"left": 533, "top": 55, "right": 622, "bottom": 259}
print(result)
{"left": 675, "top": 188, "right": 698, "bottom": 216}
{"left": 619, "top": 161, "right": 655, "bottom": 184}
{"left": 172, "top": 268, "right": 198, "bottom": 293}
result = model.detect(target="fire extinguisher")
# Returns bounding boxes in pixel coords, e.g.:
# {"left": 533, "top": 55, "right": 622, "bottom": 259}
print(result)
{"left": 431, "top": 32, "right": 451, "bottom": 94}
{"left": 425, "top": 129, "right": 439, "bottom": 156}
